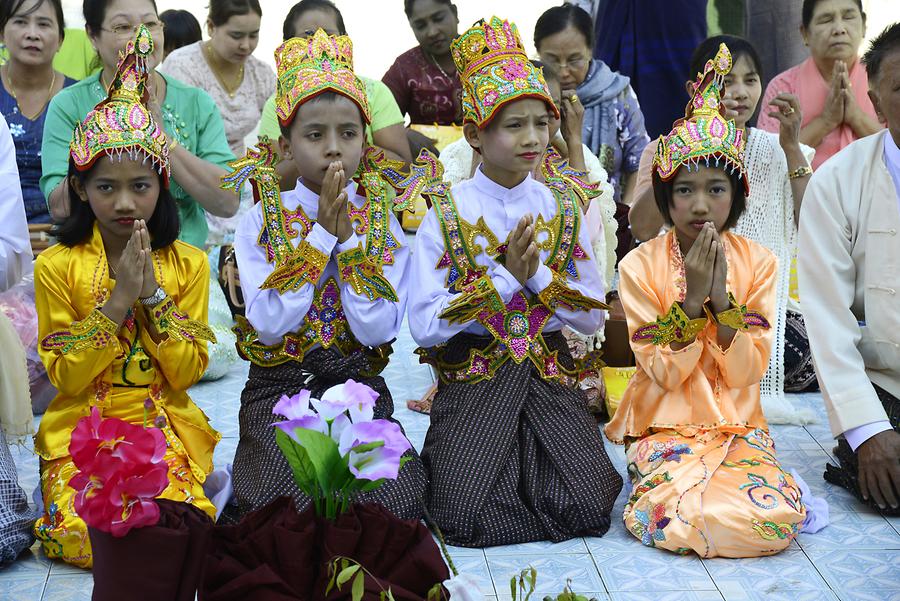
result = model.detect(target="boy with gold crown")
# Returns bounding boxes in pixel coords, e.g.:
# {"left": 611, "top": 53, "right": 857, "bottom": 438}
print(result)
{"left": 605, "top": 44, "right": 817, "bottom": 557}
{"left": 225, "top": 29, "right": 426, "bottom": 521}
{"left": 408, "top": 17, "right": 622, "bottom": 547}
{"left": 32, "top": 27, "right": 219, "bottom": 567}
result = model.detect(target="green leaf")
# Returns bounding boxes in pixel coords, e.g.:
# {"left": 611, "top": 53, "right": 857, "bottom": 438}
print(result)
{"left": 352, "top": 570, "right": 365, "bottom": 600}
{"left": 510, "top": 576, "right": 518, "bottom": 600}
{"left": 348, "top": 440, "right": 385, "bottom": 454}
{"left": 291, "top": 428, "right": 347, "bottom": 493}
{"left": 337, "top": 564, "right": 360, "bottom": 587}
{"left": 274, "top": 428, "right": 317, "bottom": 494}
{"left": 357, "top": 477, "right": 387, "bottom": 493}
{"left": 427, "top": 583, "right": 444, "bottom": 601}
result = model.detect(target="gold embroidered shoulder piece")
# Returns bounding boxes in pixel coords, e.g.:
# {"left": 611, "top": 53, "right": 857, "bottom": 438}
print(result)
{"left": 632, "top": 302, "right": 708, "bottom": 346}
{"left": 41, "top": 309, "right": 119, "bottom": 354}
{"left": 708, "top": 292, "right": 771, "bottom": 330}
{"left": 147, "top": 296, "right": 217, "bottom": 343}
{"left": 541, "top": 146, "right": 602, "bottom": 208}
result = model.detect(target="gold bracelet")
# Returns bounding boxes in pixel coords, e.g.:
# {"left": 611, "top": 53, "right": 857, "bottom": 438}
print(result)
{"left": 788, "top": 165, "right": 812, "bottom": 179}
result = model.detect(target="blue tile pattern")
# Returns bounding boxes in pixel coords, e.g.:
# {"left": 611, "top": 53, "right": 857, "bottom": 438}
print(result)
{"left": 2, "top": 319, "right": 897, "bottom": 600}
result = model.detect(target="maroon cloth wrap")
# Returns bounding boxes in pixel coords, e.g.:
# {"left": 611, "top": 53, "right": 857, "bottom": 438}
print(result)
{"left": 201, "top": 497, "right": 450, "bottom": 600}
{"left": 89, "top": 500, "right": 213, "bottom": 601}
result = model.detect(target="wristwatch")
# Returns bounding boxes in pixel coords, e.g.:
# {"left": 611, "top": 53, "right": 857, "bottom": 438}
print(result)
{"left": 139, "top": 286, "right": 167, "bottom": 306}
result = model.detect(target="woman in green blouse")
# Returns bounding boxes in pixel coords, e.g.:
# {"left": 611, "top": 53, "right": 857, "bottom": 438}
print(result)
{"left": 41, "top": 0, "right": 237, "bottom": 249}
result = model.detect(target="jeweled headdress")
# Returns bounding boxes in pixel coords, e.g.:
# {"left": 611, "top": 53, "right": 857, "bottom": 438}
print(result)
{"left": 274, "top": 29, "right": 371, "bottom": 128}
{"left": 70, "top": 25, "right": 169, "bottom": 184}
{"left": 653, "top": 43, "right": 748, "bottom": 194}
{"left": 451, "top": 17, "right": 558, "bottom": 128}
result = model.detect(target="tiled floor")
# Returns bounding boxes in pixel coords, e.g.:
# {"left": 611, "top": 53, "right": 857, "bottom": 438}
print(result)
{"left": 2, "top": 319, "right": 899, "bottom": 600}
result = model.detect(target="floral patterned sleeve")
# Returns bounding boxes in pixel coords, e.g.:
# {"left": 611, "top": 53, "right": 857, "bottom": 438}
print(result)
{"left": 618, "top": 85, "right": 651, "bottom": 174}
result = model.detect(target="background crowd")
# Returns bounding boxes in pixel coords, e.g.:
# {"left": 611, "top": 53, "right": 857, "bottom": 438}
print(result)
{"left": 0, "top": 0, "right": 897, "bottom": 592}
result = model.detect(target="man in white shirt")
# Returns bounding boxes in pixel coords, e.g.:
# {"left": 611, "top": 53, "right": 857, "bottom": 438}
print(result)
{"left": 799, "top": 23, "right": 900, "bottom": 515}
{"left": 0, "top": 115, "right": 30, "bottom": 289}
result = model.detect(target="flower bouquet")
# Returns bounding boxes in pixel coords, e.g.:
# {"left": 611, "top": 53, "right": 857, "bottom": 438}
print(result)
{"left": 68, "top": 407, "right": 212, "bottom": 601}
{"left": 202, "top": 380, "right": 450, "bottom": 600}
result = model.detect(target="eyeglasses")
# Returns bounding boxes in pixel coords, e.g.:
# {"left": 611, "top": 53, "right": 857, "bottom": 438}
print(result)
{"left": 543, "top": 56, "right": 588, "bottom": 72}
{"left": 101, "top": 21, "right": 165, "bottom": 39}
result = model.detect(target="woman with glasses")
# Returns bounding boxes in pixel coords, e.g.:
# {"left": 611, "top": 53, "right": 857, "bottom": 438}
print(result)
{"left": 0, "top": 0, "right": 74, "bottom": 225}
{"left": 535, "top": 4, "right": 650, "bottom": 264}
{"left": 40, "top": 0, "right": 238, "bottom": 250}
{"left": 159, "top": 0, "right": 274, "bottom": 158}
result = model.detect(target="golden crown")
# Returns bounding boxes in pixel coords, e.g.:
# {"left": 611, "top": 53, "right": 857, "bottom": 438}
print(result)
{"left": 451, "top": 17, "right": 557, "bottom": 127}
{"left": 653, "top": 43, "right": 748, "bottom": 194}
{"left": 274, "top": 29, "right": 371, "bottom": 127}
{"left": 70, "top": 25, "right": 169, "bottom": 182}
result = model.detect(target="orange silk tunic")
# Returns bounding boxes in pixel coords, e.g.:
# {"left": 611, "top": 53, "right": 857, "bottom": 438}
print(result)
{"left": 606, "top": 230, "right": 777, "bottom": 442}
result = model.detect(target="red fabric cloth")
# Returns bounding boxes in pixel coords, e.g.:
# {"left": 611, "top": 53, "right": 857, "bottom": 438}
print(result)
{"left": 89, "top": 500, "right": 213, "bottom": 601}
{"left": 202, "top": 497, "right": 449, "bottom": 601}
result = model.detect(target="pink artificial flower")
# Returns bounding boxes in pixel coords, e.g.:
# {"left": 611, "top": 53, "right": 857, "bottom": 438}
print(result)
{"left": 67, "top": 409, "right": 169, "bottom": 537}
{"left": 107, "top": 466, "right": 170, "bottom": 537}
{"left": 338, "top": 420, "right": 411, "bottom": 481}
{"left": 313, "top": 380, "right": 379, "bottom": 422}
{"left": 69, "top": 407, "right": 166, "bottom": 480}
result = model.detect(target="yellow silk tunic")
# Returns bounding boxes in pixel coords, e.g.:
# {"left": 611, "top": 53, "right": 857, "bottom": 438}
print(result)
{"left": 32, "top": 224, "right": 219, "bottom": 567}
{"left": 606, "top": 230, "right": 805, "bottom": 558}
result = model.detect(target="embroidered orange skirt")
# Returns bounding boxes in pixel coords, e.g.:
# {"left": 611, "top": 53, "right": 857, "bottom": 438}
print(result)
{"left": 622, "top": 428, "right": 805, "bottom": 558}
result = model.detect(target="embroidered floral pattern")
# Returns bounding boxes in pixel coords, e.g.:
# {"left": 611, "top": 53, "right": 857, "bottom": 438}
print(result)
{"left": 751, "top": 519, "right": 799, "bottom": 541}
{"left": 648, "top": 439, "right": 693, "bottom": 469}
{"left": 632, "top": 503, "right": 671, "bottom": 547}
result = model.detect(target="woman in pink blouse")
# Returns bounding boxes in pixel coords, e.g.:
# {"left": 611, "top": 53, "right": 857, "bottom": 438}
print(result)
{"left": 757, "top": 0, "right": 881, "bottom": 169}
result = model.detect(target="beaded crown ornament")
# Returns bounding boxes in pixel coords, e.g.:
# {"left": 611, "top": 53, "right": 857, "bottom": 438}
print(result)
{"left": 653, "top": 43, "right": 749, "bottom": 195}
{"left": 451, "top": 16, "right": 558, "bottom": 128}
{"left": 70, "top": 25, "right": 169, "bottom": 184}
{"left": 274, "top": 29, "right": 371, "bottom": 128}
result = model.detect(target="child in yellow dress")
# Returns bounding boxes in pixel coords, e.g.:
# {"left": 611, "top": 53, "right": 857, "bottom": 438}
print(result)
{"left": 32, "top": 27, "right": 219, "bottom": 568}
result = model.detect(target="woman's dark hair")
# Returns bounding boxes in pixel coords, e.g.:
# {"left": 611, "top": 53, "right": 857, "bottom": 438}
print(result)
{"left": 863, "top": 22, "right": 900, "bottom": 83}
{"left": 159, "top": 9, "right": 201, "bottom": 56}
{"left": 208, "top": 0, "right": 261, "bottom": 27}
{"left": 652, "top": 167, "right": 747, "bottom": 232}
{"left": 688, "top": 35, "right": 764, "bottom": 122}
{"left": 1, "top": 0, "right": 65, "bottom": 40}
{"left": 534, "top": 4, "right": 594, "bottom": 52}
{"left": 56, "top": 159, "right": 180, "bottom": 250}
{"left": 689, "top": 35, "right": 763, "bottom": 84}
{"left": 282, "top": 0, "right": 346, "bottom": 39}
{"left": 403, "top": 0, "right": 455, "bottom": 20}
{"left": 531, "top": 59, "right": 558, "bottom": 85}
{"left": 83, "top": 0, "right": 159, "bottom": 36}
{"left": 801, "top": 0, "right": 864, "bottom": 29}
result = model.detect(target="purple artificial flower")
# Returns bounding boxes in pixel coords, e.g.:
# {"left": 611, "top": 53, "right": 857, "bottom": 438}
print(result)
{"left": 338, "top": 420, "right": 411, "bottom": 481}
{"left": 313, "top": 379, "right": 379, "bottom": 422}
{"left": 273, "top": 414, "right": 328, "bottom": 442}
{"left": 272, "top": 390, "right": 315, "bottom": 420}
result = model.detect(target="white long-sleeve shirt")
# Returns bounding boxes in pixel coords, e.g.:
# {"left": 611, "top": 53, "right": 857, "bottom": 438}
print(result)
{"left": 0, "top": 115, "right": 31, "bottom": 292}
{"left": 799, "top": 130, "right": 900, "bottom": 446}
{"left": 409, "top": 167, "right": 606, "bottom": 348}
{"left": 234, "top": 179, "right": 408, "bottom": 348}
